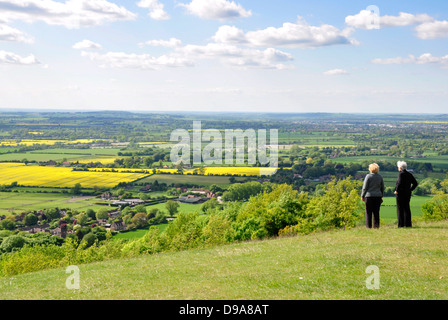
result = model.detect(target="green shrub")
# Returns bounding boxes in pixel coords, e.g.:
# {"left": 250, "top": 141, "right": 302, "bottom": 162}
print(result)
{"left": 0, "top": 235, "right": 26, "bottom": 253}
{"left": 121, "top": 226, "right": 163, "bottom": 257}
{"left": 0, "top": 245, "right": 65, "bottom": 277}
{"left": 235, "top": 184, "right": 309, "bottom": 240}
{"left": 305, "top": 177, "right": 363, "bottom": 231}
{"left": 201, "top": 214, "right": 234, "bottom": 246}
{"left": 422, "top": 180, "right": 448, "bottom": 221}
{"left": 162, "top": 212, "right": 204, "bottom": 251}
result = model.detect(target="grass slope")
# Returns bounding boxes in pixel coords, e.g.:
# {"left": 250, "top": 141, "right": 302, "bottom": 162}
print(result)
{"left": 1, "top": 221, "right": 447, "bottom": 300}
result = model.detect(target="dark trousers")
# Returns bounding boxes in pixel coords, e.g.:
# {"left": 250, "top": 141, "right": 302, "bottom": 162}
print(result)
{"left": 365, "top": 197, "right": 382, "bottom": 228}
{"left": 397, "top": 195, "right": 412, "bottom": 228}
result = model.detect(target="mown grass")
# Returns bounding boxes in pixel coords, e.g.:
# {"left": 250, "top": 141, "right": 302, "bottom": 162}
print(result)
{"left": 1, "top": 220, "right": 447, "bottom": 300}
{"left": 138, "top": 174, "right": 246, "bottom": 187}
{"left": 0, "top": 192, "right": 108, "bottom": 216}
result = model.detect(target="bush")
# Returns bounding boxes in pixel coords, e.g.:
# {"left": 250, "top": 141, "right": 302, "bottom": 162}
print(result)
{"left": 0, "top": 235, "right": 26, "bottom": 253}
{"left": 24, "top": 213, "right": 38, "bottom": 226}
{"left": 121, "top": 226, "right": 163, "bottom": 257}
{"left": 0, "top": 245, "right": 64, "bottom": 277}
{"left": 422, "top": 180, "right": 448, "bottom": 221}
{"left": 235, "top": 184, "right": 309, "bottom": 240}
{"left": 303, "top": 177, "right": 363, "bottom": 232}
{"left": 81, "top": 233, "right": 97, "bottom": 248}
{"left": 0, "top": 219, "right": 16, "bottom": 231}
{"left": 201, "top": 214, "right": 234, "bottom": 246}
{"left": 162, "top": 212, "right": 204, "bottom": 251}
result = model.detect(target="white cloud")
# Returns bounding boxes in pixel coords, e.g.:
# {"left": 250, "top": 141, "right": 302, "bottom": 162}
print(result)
{"left": 137, "top": 0, "right": 169, "bottom": 20}
{"left": 323, "top": 69, "right": 349, "bottom": 76}
{"left": 212, "top": 25, "right": 247, "bottom": 44}
{"left": 372, "top": 53, "right": 448, "bottom": 65}
{"left": 73, "top": 39, "right": 102, "bottom": 50}
{"left": 0, "top": 50, "right": 40, "bottom": 65}
{"left": 345, "top": 10, "right": 434, "bottom": 29}
{"left": 178, "top": 43, "right": 293, "bottom": 69}
{"left": 0, "top": 0, "right": 137, "bottom": 29}
{"left": 212, "top": 17, "right": 356, "bottom": 48}
{"left": 179, "top": 0, "right": 251, "bottom": 21}
{"left": 380, "top": 12, "right": 433, "bottom": 27}
{"left": 82, "top": 37, "right": 294, "bottom": 70}
{"left": 415, "top": 20, "right": 448, "bottom": 39}
{"left": 0, "top": 24, "right": 33, "bottom": 43}
{"left": 138, "top": 38, "right": 182, "bottom": 48}
{"left": 81, "top": 51, "right": 194, "bottom": 70}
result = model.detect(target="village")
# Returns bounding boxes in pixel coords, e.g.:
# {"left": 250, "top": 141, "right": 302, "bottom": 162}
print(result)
{"left": 0, "top": 185, "right": 221, "bottom": 239}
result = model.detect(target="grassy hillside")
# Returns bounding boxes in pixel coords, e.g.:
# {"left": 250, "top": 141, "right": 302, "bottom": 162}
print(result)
{"left": 1, "top": 220, "right": 447, "bottom": 300}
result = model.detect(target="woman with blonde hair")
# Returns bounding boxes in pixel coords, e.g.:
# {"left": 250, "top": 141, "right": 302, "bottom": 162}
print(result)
{"left": 361, "top": 163, "right": 385, "bottom": 228}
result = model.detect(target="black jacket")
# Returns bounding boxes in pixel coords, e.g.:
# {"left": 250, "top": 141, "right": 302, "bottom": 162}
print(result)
{"left": 395, "top": 170, "right": 418, "bottom": 198}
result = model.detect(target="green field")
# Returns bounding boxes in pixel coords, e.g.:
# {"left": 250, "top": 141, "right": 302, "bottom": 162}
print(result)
{"left": 0, "top": 148, "right": 121, "bottom": 162}
{"left": 145, "top": 201, "right": 203, "bottom": 215}
{"left": 378, "top": 196, "right": 428, "bottom": 224}
{"left": 334, "top": 155, "right": 448, "bottom": 170}
{"left": 1, "top": 220, "right": 447, "bottom": 300}
{"left": 0, "top": 192, "right": 108, "bottom": 215}
{"left": 113, "top": 223, "right": 169, "bottom": 240}
{"left": 139, "top": 174, "right": 246, "bottom": 187}
{"left": 278, "top": 131, "right": 357, "bottom": 146}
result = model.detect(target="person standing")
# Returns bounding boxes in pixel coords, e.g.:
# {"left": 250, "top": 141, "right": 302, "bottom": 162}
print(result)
{"left": 361, "top": 163, "right": 385, "bottom": 229}
{"left": 394, "top": 161, "right": 418, "bottom": 228}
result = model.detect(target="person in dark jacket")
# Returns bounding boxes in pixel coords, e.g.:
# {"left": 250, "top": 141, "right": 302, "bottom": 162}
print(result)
{"left": 394, "top": 161, "right": 418, "bottom": 228}
{"left": 361, "top": 163, "right": 384, "bottom": 228}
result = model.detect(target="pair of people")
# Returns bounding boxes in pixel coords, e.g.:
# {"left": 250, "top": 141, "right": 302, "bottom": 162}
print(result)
{"left": 361, "top": 161, "right": 418, "bottom": 228}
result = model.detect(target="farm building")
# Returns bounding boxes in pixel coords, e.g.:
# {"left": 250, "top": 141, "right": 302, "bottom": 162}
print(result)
{"left": 177, "top": 195, "right": 207, "bottom": 204}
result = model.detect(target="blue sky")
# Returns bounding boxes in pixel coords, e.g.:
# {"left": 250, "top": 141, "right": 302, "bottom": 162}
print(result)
{"left": 0, "top": 0, "right": 447, "bottom": 113}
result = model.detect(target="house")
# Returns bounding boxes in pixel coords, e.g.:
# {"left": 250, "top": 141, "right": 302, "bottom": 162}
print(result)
{"left": 51, "top": 226, "right": 68, "bottom": 238}
{"left": 24, "top": 224, "right": 50, "bottom": 234}
{"left": 139, "top": 185, "right": 152, "bottom": 192}
{"left": 123, "top": 199, "right": 145, "bottom": 206}
{"left": 111, "top": 200, "right": 129, "bottom": 207}
{"left": 101, "top": 192, "right": 113, "bottom": 201}
{"left": 110, "top": 220, "right": 126, "bottom": 231}
{"left": 177, "top": 195, "right": 207, "bottom": 204}
{"left": 190, "top": 188, "right": 209, "bottom": 195}
{"left": 108, "top": 211, "right": 121, "bottom": 219}
{"left": 206, "top": 192, "right": 215, "bottom": 198}
{"left": 97, "top": 219, "right": 108, "bottom": 226}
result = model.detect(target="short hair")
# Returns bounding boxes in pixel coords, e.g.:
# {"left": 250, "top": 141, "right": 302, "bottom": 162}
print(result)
{"left": 369, "top": 163, "right": 379, "bottom": 174}
{"left": 397, "top": 161, "right": 407, "bottom": 170}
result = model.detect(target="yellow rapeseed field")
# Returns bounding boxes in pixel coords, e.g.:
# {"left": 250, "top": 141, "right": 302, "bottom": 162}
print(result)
{"left": 196, "top": 167, "right": 277, "bottom": 176}
{"left": 0, "top": 163, "right": 150, "bottom": 188}
{"left": 88, "top": 168, "right": 154, "bottom": 174}
{"left": 76, "top": 158, "right": 119, "bottom": 165}
{"left": 0, "top": 139, "right": 100, "bottom": 147}
{"left": 156, "top": 167, "right": 277, "bottom": 176}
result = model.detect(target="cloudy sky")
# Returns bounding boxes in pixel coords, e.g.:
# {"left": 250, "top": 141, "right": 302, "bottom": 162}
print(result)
{"left": 0, "top": 0, "right": 447, "bottom": 113}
